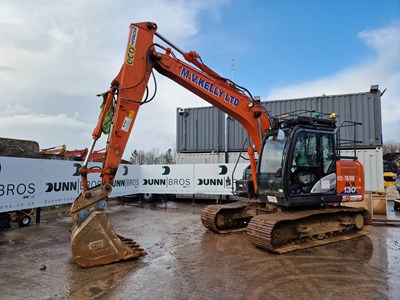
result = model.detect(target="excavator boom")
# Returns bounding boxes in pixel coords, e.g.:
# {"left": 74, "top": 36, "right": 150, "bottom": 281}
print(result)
{"left": 69, "top": 22, "right": 270, "bottom": 267}
{"left": 69, "top": 23, "right": 156, "bottom": 267}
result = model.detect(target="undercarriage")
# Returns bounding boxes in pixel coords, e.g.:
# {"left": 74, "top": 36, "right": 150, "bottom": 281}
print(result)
{"left": 200, "top": 202, "right": 371, "bottom": 253}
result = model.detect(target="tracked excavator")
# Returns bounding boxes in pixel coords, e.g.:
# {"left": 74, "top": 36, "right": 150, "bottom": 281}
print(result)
{"left": 69, "top": 22, "right": 371, "bottom": 267}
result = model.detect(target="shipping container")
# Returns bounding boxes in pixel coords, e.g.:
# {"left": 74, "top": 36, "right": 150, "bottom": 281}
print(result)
{"left": 340, "top": 148, "right": 384, "bottom": 192}
{"left": 176, "top": 106, "right": 224, "bottom": 152}
{"left": 176, "top": 151, "right": 250, "bottom": 164}
{"left": 177, "top": 88, "right": 383, "bottom": 153}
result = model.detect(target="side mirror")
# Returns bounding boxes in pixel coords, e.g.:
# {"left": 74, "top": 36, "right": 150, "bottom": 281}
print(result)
{"left": 276, "top": 168, "right": 282, "bottom": 177}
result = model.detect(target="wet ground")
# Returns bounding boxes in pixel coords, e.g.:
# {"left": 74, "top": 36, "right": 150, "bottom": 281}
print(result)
{"left": 1, "top": 200, "right": 399, "bottom": 300}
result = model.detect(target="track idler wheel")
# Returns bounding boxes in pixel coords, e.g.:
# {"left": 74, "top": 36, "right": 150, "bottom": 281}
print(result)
{"left": 69, "top": 211, "right": 147, "bottom": 267}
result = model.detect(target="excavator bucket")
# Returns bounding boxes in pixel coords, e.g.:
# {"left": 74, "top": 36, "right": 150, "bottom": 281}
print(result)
{"left": 68, "top": 184, "right": 147, "bottom": 267}
{"left": 69, "top": 211, "right": 147, "bottom": 267}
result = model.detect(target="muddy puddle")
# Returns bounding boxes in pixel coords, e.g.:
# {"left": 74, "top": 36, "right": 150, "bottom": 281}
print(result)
{"left": 0, "top": 200, "right": 399, "bottom": 299}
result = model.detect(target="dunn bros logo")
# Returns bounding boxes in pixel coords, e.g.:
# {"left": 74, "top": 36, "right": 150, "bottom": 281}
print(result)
{"left": 142, "top": 165, "right": 190, "bottom": 187}
{"left": 45, "top": 163, "right": 137, "bottom": 193}
{"left": 197, "top": 165, "right": 232, "bottom": 187}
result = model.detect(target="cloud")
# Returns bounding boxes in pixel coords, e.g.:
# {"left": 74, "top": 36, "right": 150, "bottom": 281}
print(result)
{"left": 0, "top": 112, "right": 93, "bottom": 148}
{"left": 0, "top": 104, "right": 30, "bottom": 116}
{"left": 1, "top": 1, "right": 398, "bottom": 158}
{"left": 129, "top": 75, "right": 206, "bottom": 153}
{"left": 0, "top": 0, "right": 228, "bottom": 155}
{"left": 265, "top": 23, "right": 400, "bottom": 142}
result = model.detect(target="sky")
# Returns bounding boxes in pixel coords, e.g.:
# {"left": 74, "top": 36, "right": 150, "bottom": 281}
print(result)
{"left": 0, "top": 0, "right": 399, "bottom": 159}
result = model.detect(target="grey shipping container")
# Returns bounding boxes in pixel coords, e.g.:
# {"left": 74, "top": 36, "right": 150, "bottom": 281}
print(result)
{"left": 176, "top": 87, "right": 383, "bottom": 153}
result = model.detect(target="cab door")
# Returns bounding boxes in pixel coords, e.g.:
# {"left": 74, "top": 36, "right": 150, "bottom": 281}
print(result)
{"left": 284, "top": 128, "right": 337, "bottom": 206}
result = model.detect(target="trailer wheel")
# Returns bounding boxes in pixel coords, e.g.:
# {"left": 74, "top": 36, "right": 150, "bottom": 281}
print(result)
{"left": 17, "top": 215, "right": 31, "bottom": 227}
{"left": 142, "top": 193, "right": 155, "bottom": 203}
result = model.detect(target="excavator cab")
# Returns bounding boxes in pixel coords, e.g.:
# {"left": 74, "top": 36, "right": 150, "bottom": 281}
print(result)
{"left": 258, "top": 126, "right": 337, "bottom": 206}
{"left": 257, "top": 112, "right": 364, "bottom": 207}
{"left": 204, "top": 111, "right": 370, "bottom": 252}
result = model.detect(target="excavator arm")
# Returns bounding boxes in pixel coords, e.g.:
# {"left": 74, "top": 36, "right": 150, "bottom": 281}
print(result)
{"left": 150, "top": 34, "right": 271, "bottom": 191}
{"left": 69, "top": 22, "right": 271, "bottom": 267}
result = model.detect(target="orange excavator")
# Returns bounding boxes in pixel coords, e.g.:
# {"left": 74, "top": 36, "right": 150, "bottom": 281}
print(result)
{"left": 69, "top": 22, "right": 371, "bottom": 267}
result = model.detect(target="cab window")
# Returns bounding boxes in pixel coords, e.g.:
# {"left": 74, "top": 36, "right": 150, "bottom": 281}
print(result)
{"left": 258, "top": 133, "right": 285, "bottom": 194}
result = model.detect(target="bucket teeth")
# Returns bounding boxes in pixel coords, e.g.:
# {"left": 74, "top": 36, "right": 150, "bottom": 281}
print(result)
{"left": 70, "top": 211, "right": 147, "bottom": 267}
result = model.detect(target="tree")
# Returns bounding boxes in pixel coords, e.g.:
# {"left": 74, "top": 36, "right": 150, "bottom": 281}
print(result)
{"left": 163, "top": 148, "right": 174, "bottom": 164}
{"left": 130, "top": 150, "right": 138, "bottom": 164}
{"left": 130, "top": 148, "right": 175, "bottom": 164}
{"left": 137, "top": 150, "right": 146, "bottom": 164}
{"left": 145, "top": 148, "right": 158, "bottom": 164}
{"left": 383, "top": 140, "right": 400, "bottom": 155}
{"left": 130, "top": 149, "right": 146, "bottom": 164}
